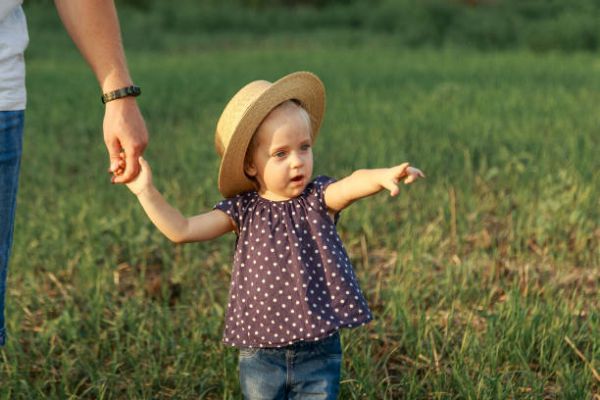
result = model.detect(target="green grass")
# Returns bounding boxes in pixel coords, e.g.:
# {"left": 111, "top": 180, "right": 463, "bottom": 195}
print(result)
{"left": 1, "top": 6, "right": 599, "bottom": 400}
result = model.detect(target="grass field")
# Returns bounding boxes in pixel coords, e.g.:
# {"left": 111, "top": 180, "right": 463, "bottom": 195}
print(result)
{"left": 1, "top": 5, "right": 599, "bottom": 399}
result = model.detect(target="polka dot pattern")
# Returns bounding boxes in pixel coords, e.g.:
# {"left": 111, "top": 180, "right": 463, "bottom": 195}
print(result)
{"left": 214, "top": 176, "right": 373, "bottom": 348}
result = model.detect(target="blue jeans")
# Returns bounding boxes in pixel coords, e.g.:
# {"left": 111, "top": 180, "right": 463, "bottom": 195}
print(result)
{"left": 238, "top": 331, "right": 342, "bottom": 400}
{"left": 0, "top": 110, "right": 24, "bottom": 347}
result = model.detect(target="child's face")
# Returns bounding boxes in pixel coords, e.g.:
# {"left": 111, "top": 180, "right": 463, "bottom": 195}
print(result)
{"left": 245, "top": 103, "right": 313, "bottom": 201}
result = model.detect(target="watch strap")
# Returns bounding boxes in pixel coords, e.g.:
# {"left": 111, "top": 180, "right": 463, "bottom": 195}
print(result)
{"left": 101, "top": 85, "right": 141, "bottom": 104}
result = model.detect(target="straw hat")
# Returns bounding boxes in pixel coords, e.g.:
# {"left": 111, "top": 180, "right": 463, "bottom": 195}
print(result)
{"left": 215, "top": 71, "right": 326, "bottom": 198}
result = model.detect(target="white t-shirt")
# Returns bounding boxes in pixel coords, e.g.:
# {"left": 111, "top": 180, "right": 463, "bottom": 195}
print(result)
{"left": 0, "top": 2, "right": 28, "bottom": 111}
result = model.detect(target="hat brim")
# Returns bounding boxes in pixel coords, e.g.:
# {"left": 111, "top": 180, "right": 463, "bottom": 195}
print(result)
{"left": 217, "top": 72, "right": 325, "bottom": 198}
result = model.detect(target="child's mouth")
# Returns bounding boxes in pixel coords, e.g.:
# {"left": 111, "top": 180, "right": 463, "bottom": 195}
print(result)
{"left": 291, "top": 175, "right": 304, "bottom": 183}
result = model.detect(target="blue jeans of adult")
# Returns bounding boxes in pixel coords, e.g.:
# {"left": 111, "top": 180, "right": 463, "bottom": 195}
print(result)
{"left": 0, "top": 110, "right": 24, "bottom": 347}
{"left": 238, "top": 331, "right": 342, "bottom": 400}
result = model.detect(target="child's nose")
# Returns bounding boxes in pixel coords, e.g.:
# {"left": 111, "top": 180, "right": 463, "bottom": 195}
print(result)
{"left": 290, "top": 152, "right": 304, "bottom": 168}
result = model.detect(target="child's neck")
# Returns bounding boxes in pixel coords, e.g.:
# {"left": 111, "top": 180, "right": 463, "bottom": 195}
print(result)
{"left": 257, "top": 184, "right": 310, "bottom": 202}
{"left": 257, "top": 188, "right": 294, "bottom": 202}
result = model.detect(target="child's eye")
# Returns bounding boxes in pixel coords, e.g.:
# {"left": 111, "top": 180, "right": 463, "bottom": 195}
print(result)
{"left": 274, "top": 151, "right": 287, "bottom": 158}
{"left": 300, "top": 144, "right": 311, "bottom": 151}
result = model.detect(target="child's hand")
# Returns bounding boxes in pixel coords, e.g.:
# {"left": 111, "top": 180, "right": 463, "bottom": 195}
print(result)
{"left": 109, "top": 151, "right": 126, "bottom": 181}
{"left": 124, "top": 156, "right": 153, "bottom": 196}
{"left": 381, "top": 163, "right": 425, "bottom": 196}
{"left": 404, "top": 166, "right": 426, "bottom": 184}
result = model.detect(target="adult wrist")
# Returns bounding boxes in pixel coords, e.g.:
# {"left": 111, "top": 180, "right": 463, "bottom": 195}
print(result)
{"left": 101, "top": 85, "right": 141, "bottom": 104}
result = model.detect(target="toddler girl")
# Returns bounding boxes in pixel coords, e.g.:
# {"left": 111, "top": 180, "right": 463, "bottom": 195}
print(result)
{"left": 124, "top": 71, "right": 424, "bottom": 399}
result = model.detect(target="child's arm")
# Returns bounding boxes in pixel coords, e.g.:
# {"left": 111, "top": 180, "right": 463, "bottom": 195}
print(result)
{"left": 126, "top": 157, "right": 234, "bottom": 243}
{"left": 324, "top": 163, "right": 424, "bottom": 213}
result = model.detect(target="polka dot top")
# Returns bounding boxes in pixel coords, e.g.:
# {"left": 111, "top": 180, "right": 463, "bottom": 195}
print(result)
{"left": 214, "top": 176, "right": 373, "bottom": 348}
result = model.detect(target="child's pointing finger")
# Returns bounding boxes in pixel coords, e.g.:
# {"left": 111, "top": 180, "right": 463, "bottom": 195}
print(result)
{"left": 391, "top": 162, "right": 410, "bottom": 179}
{"left": 404, "top": 167, "right": 425, "bottom": 184}
{"left": 381, "top": 179, "right": 400, "bottom": 197}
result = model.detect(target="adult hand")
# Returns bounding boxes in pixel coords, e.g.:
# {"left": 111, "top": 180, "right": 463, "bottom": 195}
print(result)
{"left": 104, "top": 97, "right": 148, "bottom": 183}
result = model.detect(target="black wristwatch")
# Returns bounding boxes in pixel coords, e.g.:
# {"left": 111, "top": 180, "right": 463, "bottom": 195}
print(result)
{"left": 101, "top": 85, "right": 141, "bottom": 104}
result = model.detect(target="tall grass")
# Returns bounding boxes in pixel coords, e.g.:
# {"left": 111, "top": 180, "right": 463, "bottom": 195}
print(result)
{"left": 1, "top": 5, "right": 598, "bottom": 399}
{"left": 24, "top": 0, "right": 600, "bottom": 52}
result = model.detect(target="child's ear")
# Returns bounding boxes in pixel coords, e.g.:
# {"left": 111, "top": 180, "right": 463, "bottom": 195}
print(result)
{"left": 244, "top": 161, "right": 257, "bottom": 177}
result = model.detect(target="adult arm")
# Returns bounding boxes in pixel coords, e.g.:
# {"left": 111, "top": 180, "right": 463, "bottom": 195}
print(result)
{"left": 54, "top": 0, "right": 148, "bottom": 183}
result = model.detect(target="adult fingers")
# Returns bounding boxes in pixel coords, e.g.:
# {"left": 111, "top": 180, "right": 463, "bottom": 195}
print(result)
{"left": 106, "top": 137, "right": 123, "bottom": 174}
{"left": 113, "top": 155, "right": 126, "bottom": 176}
{"left": 104, "top": 97, "right": 148, "bottom": 183}
{"left": 113, "top": 147, "right": 141, "bottom": 183}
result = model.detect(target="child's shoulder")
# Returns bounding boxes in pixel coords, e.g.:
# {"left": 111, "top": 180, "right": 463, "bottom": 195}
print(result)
{"left": 308, "top": 175, "right": 336, "bottom": 187}
{"left": 214, "top": 190, "right": 257, "bottom": 212}
{"left": 308, "top": 175, "right": 336, "bottom": 194}
{"left": 298, "top": 176, "right": 336, "bottom": 207}
{"left": 311, "top": 175, "right": 333, "bottom": 186}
